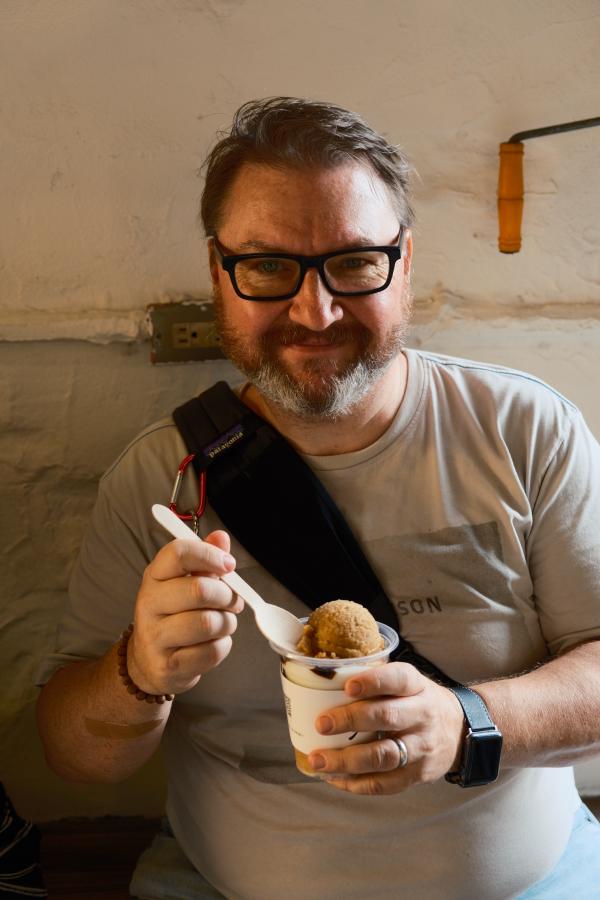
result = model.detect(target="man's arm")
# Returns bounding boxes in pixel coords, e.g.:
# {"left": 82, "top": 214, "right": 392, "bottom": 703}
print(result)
{"left": 476, "top": 638, "right": 600, "bottom": 767}
{"left": 36, "top": 531, "right": 242, "bottom": 784}
{"left": 302, "top": 638, "right": 600, "bottom": 795}
{"left": 36, "top": 645, "right": 169, "bottom": 784}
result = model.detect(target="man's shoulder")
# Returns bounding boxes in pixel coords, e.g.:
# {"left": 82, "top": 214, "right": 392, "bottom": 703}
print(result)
{"left": 98, "top": 378, "right": 246, "bottom": 495}
{"left": 413, "top": 349, "right": 578, "bottom": 417}
{"left": 101, "top": 416, "right": 184, "bottom": 485}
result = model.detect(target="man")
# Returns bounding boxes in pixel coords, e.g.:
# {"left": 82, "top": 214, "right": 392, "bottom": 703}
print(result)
{"left": 36, "top": 98, "right": 600, "bottom": 899}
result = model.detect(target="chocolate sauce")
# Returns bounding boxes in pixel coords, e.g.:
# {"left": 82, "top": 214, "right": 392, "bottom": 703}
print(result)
{"left": 310, "top": 666, "right": 337, "bottom": 680}
{"left": 281, "top": 657, "right": 338, "bottom": 679}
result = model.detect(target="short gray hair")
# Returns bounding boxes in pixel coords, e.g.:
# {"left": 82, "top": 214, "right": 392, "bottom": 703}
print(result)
{"left": 200, "top": 96, "right": 414, "bottom": 235}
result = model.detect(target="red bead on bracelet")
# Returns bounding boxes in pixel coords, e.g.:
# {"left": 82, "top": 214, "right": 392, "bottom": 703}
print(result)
{"left": 117, "top": 624, "right": 174, "bottom": 704}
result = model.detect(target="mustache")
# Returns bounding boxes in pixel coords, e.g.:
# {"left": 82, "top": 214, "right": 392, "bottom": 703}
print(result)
{"left": 262, "top": 322, "right": 368, "bottom": 346}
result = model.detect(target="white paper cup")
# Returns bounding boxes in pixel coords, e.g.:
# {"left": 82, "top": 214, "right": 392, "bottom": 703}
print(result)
{"left": 270, "top": 620, "right": 399, "bottom": 777}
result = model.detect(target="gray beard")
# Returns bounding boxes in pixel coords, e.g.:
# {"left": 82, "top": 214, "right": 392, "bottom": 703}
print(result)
{"left": 242, "top": 338, "right": 404, "bottom": 420}
{"left": 214, "top": 291, "right": 410, "bottom": 420}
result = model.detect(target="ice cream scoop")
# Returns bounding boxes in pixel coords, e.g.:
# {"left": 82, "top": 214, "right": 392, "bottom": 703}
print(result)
{"left": 296, "top": 599, "right": 385, "bottom": 658}
{"left": 152, "top": 504, "right": 304, "bottom": 651}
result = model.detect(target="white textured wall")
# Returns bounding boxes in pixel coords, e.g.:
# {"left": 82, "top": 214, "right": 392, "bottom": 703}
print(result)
{"left": 1, "top": 0, "right": 600, "bottom": 820}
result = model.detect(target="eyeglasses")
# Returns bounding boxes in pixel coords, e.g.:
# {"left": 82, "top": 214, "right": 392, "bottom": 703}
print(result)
{"left": 212, "top": 228, "right": 405, "bottom": 302}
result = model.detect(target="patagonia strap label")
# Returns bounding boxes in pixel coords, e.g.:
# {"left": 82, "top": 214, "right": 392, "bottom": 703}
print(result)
{"left": 202, "top": 424, "right": 245, "bottom": 461}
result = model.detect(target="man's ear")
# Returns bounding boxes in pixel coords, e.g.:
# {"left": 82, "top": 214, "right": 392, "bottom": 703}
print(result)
{"left": 402, "top": 229, "right": 413, "bottom": 282}
{"left": 207, "top": 237, "right": 219, "bottom": 286}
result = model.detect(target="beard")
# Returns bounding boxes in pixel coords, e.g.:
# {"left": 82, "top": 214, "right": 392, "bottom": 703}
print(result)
{"left": 213, "top": 287, "right": 412, "bottom": 420}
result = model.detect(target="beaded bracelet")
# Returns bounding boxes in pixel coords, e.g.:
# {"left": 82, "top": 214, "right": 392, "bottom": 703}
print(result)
{"left": 117, "top": 624, "right": 174, "bottom": 704}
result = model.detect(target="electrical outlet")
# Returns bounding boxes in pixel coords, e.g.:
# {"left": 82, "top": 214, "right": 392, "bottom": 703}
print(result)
{"left": 171, "top": 321, "right": 219, "bottom": 349}
{"left": 148, "top": 300, "right": 224, "bottom": 363}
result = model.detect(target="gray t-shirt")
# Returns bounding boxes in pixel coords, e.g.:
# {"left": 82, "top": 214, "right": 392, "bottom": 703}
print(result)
{"left": 37, "top": 350, "right": 600, "bottom": 900}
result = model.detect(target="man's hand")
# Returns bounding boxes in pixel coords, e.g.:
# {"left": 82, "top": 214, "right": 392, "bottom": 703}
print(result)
{"left": 307, "top": 662, "right": 465, "bottom": 795}
{"left": 127, "top": 531, "right": 243, "bottom": 697}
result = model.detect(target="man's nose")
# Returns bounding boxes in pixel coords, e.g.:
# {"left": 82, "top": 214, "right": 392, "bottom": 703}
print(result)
{"left": 287, "top": 268, "right": 343, "bottom": 330}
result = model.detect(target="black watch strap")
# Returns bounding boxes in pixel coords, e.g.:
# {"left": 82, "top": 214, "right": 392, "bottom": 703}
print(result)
{"left": 445, "top": 686, "right": 503, "bottom": 788}
{"left": 448, "top": 686, "right": 496, "bottom": 731}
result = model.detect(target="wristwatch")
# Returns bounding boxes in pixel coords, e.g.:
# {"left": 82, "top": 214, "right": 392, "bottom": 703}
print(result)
{"left": 444, "top": 685, "right": 503, "bottom": 788}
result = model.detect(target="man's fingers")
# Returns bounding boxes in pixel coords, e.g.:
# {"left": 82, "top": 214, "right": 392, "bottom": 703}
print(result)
{"left": 314, "top": 661, "right": 427, "bottom": 738}
{"left": 130, "top": 529, "right": 243, "bottom": 692}
{"left": 143, "top": 572, "right": 240, "bottom": 617}
{"left": 313, "top": 724, "right": 456, "bottom": 796}
{"left": 161, "top": 636, "right": 235, "bottom": 685}
{"left": 307, "top": 677, "right": 467, "bottom": 796}
{"left": 344, "top": 662, "right": 425, "bottom": 701}
{"left": 316, "top": 694, "right": 422, "bottom": 737}
{"left": 204, "top": 529, "right": 231, "bottom": 554}
{"left": 148, "top": 535, "right": 236, "bottom": 582}
{"left": 322, "top": 771, "right": 410, "bottom": 797}
{"left": 154, "top": 608, "right": 239, "bottom": 651}
{"left": 310, "top": 735, "right": 405, "bottom": 776}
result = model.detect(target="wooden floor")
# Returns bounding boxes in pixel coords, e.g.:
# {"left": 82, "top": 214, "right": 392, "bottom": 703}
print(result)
{"left": 39, "top": 816, "right": 160, "bottom": 899}
{"left": 38, "top": 799, "right": 600, "bottom": 898}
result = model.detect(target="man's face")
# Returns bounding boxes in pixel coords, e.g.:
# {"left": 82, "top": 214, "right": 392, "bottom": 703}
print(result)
{"left": 208, "top": 161, "right": 413, "bottom": 419}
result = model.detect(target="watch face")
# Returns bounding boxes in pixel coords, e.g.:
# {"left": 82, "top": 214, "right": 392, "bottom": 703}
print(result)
{"left": 466, "top": 731, "right": 503, "bottom": 785}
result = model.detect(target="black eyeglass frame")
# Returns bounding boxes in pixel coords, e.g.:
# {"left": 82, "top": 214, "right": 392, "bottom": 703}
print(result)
{"left": 211, "top": 228, "right": 405, "bottom": 302}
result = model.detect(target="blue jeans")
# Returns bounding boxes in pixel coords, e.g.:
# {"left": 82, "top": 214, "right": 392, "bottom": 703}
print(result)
{"left": 516, "top": 802, "right": 600, "bottom": 899}
{"left": 130, "top": 803, "right": 600, "bottom": 899}
{"left": 129, "top": 818, "right": 224, "bottom": 899}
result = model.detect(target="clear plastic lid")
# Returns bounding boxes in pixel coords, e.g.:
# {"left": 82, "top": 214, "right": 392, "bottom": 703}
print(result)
{"left": 269, "top": 619, "right": 399, "bottom": 665}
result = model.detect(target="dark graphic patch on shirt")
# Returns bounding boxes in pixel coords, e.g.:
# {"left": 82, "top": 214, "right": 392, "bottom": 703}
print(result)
{"left": 378, "top": 520, "right": 511, "bottom": 618}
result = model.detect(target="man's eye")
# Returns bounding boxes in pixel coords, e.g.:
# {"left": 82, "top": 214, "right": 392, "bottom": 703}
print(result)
{"left": 251, "top": 259, "right": 298, "bottom": 276}
{"left": 341, "top": 257, "right": 367, "bottom": 269}
{"left": 330, "top": 256, "right": 371, "bottom": 272}
{"left": 257, "top": 259, "right": 283, "bottom": 274}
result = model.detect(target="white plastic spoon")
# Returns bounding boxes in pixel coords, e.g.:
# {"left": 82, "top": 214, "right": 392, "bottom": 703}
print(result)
{"left": 151, "top": 504, "right": 304, "bottom": 652}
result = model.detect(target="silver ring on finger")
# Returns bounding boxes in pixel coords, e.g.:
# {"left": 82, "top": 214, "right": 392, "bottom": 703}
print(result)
{"left": 390, "top": 736, "right": 409, "bottom": 768}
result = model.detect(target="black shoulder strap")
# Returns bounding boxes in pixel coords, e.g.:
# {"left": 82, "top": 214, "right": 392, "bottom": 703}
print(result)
{"left": 173, "top": 382, "right": 456, "bottom": 685}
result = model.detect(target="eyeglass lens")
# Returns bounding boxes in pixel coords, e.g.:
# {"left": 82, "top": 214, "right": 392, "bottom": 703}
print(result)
{"left": 234, "top": 250, "right": 392, "bottom": 298}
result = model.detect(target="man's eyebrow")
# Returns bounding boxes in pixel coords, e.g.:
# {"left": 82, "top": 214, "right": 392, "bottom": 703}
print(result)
{"left": 236, "top": 239, "right": 284, "bottom": 252}
{"left": 234, "top": 234, "right": 378, "bottom": 253}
